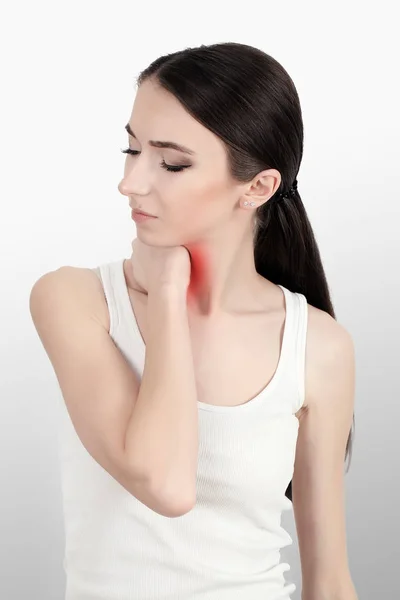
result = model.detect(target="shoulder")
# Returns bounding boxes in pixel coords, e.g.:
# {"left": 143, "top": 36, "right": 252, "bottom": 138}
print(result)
{"left": 304, "top": 301, "right": 355, "bottom": 409}
{"left": 30, "top": 265, "right": 110, "bottom": 333}
{"left": 306, "top": 302, "right": 354, "bottom": 362}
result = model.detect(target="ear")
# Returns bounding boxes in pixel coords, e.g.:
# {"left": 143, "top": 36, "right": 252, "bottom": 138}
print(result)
{"left": 242, "top": 169, "right": 281, "bottom": 208}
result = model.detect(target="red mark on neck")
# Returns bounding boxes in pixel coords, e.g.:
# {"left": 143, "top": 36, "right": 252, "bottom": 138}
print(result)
{"left": 185, "top": 243, "right": 211, "bottom": 309}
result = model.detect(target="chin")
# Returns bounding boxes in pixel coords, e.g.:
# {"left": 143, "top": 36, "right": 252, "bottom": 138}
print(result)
{"left": 135, "top": 228, "right": 172, "bottom": 247}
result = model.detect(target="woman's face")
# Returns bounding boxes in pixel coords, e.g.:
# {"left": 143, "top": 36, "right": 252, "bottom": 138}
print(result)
{"left": 118, "top": 79, "right": 251, "bottom": 247}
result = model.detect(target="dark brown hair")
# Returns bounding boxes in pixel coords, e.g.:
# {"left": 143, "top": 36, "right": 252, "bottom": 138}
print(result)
{"left": 136, "top": 42, "right": 354, "bottom": 501}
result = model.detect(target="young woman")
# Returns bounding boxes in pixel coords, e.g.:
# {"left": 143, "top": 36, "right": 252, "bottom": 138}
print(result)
{"left": 30, "top": 42, "right": 358, "bottom": 599}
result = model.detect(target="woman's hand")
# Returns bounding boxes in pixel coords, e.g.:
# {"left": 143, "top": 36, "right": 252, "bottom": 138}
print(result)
{"left": 130, "top": 238, "right": 192, "bottom": 294}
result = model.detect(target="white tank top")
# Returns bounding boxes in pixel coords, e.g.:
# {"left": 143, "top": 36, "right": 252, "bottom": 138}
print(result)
{"left": 58, "top": 257, "right": 308, "bottom": 600}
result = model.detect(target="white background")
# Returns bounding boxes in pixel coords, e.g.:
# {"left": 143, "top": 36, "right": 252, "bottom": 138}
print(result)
{"left": 1, "top": 1, "right": 399, "bottom": 598}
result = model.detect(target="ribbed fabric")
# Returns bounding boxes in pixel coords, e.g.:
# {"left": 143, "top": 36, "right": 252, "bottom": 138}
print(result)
{"left": 58, "top": 257, "right": 308, "bottom": 600}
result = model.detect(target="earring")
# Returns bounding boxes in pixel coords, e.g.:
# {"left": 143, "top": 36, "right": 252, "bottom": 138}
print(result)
{"left": 243, "top": 201, "right": 256, "bottom": 207}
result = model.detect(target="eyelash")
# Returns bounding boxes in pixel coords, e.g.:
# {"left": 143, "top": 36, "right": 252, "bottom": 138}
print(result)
{"left": 121, "top": 148, "right": 189, "bottom": 173}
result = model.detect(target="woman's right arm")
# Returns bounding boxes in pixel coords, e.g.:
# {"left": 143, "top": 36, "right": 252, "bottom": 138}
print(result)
{"left": 29, "top": 267, "right": 198, "bottom": 517}
{"left": 124, "top": 282, "right": 198, "bottom": 513}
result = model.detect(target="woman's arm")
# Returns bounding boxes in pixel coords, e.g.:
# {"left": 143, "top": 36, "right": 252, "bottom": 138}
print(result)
{"left": 30, "top": 268, "right": 198, "bottom": 518}
{"left": 292, "top": 311, "right": 358, "bottom": 600}
{"left": 125, "top": 282, "right": 199, "bottom": 510}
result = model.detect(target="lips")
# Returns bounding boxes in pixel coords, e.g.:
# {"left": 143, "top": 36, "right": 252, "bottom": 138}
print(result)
{"left": 131, "top": 208, "right": 156, "bottom": 217}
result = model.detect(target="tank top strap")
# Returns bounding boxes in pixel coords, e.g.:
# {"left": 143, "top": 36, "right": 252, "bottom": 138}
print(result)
{"left": 91, "top": 259, "right": 146, "bottom": 372}
{"left": 91, "top": 260, "right": 121, "bottom": 336}
{"left": 294, "top": 291, "right": 308, "bottom": 412}
{"left": 277, "top": 285, "right": 308, "bottom": 414}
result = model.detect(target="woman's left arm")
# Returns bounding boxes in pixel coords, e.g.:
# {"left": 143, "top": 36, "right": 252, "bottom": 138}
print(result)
{"left": 292, "top": 314, "right": 358, "bottom": 600}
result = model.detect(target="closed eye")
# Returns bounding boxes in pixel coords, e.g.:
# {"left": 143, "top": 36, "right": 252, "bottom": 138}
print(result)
{"left": 120, "top": 148, "right": 191, "bottom": 173}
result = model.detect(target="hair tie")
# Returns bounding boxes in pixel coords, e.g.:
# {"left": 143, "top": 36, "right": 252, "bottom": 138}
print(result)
{"left": 276, "top": 178, "right": 298, "bottom": 202}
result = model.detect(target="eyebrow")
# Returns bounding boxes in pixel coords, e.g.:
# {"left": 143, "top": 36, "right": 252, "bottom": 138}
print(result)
{"left": 125, "top": 123, "right": 196, "bottom": 156}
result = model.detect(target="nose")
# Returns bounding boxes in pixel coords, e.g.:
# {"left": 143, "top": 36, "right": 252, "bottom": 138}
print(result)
{"left": 118, "top": 177, "right": 148, "bottom": 196}
{"left": 117, "top": 179, "right": 129, "bottom": 196}
{"left": 118, "top": 168, "right": 152, "bottom": 198}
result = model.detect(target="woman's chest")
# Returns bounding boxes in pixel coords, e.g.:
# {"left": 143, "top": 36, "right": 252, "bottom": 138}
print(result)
{"left": 129, "top": 287, "right": 286, "bottom": 408}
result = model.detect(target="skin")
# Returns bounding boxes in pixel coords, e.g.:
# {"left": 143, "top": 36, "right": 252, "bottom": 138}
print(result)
{"left": 116, "top": 78, "right": 358, "bottom": 598}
